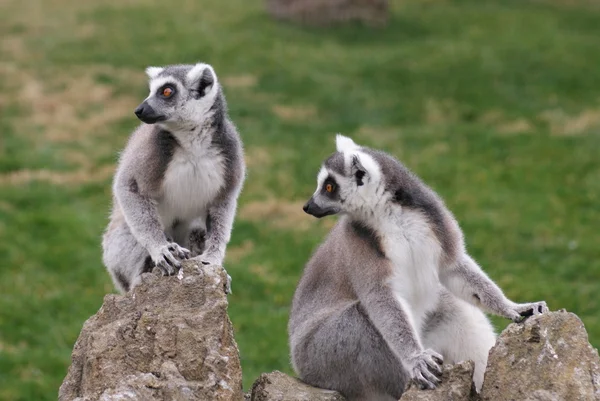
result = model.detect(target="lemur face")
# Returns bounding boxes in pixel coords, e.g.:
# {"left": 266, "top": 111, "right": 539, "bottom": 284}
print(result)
{"left": 134, "top": 63, "right": 219, "bottom": 129}
{"left": 303, "top": 135, "right": 383, "bottom": 218}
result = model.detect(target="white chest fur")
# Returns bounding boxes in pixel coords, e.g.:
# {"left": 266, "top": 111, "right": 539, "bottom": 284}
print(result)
{"left": 380, "top": 207, "right": 443, "bottom": 334}
{"left": 158, "top": 133, "right": 225, "bottom": 226}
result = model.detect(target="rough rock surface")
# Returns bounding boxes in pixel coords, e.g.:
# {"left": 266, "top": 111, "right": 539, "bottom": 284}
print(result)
{"left": 59, "top": 261, "right": 242, "bottom": 401}
{"left": 249, "top": 371, "right": 345, "bottom": 401}
{"left": 481, "top": 310, "right": 600, "bottom": 401}
{"left": 266, "top": 0, "right": 388, "bottom": 27}
{"left": 400, "top": 360, "right": 475, "bottom": 401}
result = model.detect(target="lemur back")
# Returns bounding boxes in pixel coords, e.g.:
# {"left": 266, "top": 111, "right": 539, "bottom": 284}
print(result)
{"left": 289, "top": 135, "right": 548, "bottom": 401}
{"left": 102, "top": 63, "right": 245, "bottom": 294}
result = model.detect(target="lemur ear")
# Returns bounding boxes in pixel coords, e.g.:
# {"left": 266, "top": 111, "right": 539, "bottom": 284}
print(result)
{"left": 336, "top": 134, "right": 359, "bottom": 153}
{"left": 187, "top": 63, "right": 217, "bottom": 98}
{"left": 351, "top": 155, "right": 367, "bottom": 186}
{"left": 145, "top": 66, "right": 164, "bottom": 79}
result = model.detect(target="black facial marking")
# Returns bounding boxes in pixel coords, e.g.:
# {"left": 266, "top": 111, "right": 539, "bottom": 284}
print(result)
{"left": 350, "top": 220, "right": 385, "bottom": 258}
{"left": 321, "top": 176, "right": 340, "bottom": 199}
{"left": 355, "top": 169, "right": 365, "bottom": 186}
{"left": 115, "top": 270, "right": 130, "bottom": 292}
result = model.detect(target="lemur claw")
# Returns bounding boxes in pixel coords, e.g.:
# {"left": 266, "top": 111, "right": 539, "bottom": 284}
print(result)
{"left": 509, "top": 301, "right": 548, "bottom": 322}
{"left": 151, "top": 242, "right": 190, "bottom": 275}
{"left": 409, "top": 349, "right": 443, "bottom": 390}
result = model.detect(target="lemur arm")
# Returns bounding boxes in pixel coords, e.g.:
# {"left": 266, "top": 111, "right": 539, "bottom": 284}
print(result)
{"left": 114, "top": 171, "right": 189, "bottom": 273}
{"left": 358, "top": 280, "right": 443, "bottom": 389}
{"left": 201, "top": 182, "right": 241, "bottom": 266}
{"left": 439, "top": 254, "right": 548, "bottom": 321}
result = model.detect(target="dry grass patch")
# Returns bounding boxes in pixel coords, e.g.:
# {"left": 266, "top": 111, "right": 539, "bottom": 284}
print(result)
{"left": 354, "top": 125, "right": 403, "bottom": 148}
{"left": 272, "top": 104, "right": 317, "bottom": 121}
{"left": 539, "top": 108, "right": 600, "bottom": 136}
{"left": 222, "top": 75, "right": 258, "bottom": 89}
{"left": 239, "top": 199, "right": 312, "bottom": 231}
{"left": 245, "top": 146, "right": 273, "bottom": 169}
{"left": 424, "top": 98, "right": 460, "bottom": 125}
{"left": 0, "top": 165, "right": 114, "bottom": 186}
{"left": 226, "top": 240, "right": 255, "bottom": 264}
{"left": 497, "top": 119, "right": 534, "bottom": 135}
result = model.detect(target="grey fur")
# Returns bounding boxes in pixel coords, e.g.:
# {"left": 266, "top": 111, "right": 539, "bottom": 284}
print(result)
{"left": 289, "top": 135, "right": 548, "bottom": 400}
{"left": 102, "top": 62, "right": 245, "bottom": 294}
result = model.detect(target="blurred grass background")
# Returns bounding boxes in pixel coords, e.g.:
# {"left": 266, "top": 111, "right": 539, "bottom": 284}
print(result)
{"left": 0, "top": 0, "right": 599, "bottom": 399}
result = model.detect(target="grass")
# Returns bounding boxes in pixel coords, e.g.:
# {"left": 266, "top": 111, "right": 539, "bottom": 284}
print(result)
{"left": 1, "top": 0, "right": 599, "bottom": 399}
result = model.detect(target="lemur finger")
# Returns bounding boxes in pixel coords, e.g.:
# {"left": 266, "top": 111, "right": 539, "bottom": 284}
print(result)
{"left": 421, "top": 366, "right": 441, "bottom": 384}
{"left": 425, "top": 358, "right": 443, "bottom": 375}
{"left": 430, "top": 351, "right": 444, "bottom": 365}
{"left": 164, "top": 251, "right": 181, "bottom": 268}
{"left": 414, "top": 372, "right": 436, "bottom": 390}
{"left": 155, "top": 260, "right": 170, "bottom": 276}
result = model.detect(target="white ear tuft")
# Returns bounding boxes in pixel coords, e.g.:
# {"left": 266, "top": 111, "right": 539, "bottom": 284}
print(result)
{"left": 336, "top": 134, "right": 359, "bottom": 153}
{"left": 145, "top": 67, "right": 164, "bottom": 79}
{"left": 186, "top": 63, "right": 216, "bottom": 84}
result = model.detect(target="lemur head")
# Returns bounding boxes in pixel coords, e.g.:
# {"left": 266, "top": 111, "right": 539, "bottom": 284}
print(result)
{"left": 134, "top": 62, "right": 221, "bottom": 129}
{"left": 303, "top": 135, "right": 386, "bottom": 218}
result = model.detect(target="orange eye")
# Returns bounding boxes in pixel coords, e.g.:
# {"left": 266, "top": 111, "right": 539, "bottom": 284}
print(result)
{"left": 326, "top": 183, "right": 333, "bottom": 193}
{"left": 162, "top": 87, "right": 173, "bottom": 97}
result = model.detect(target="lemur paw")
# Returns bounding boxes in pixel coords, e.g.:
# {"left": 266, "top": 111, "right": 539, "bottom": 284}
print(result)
{"left": 198, "top": 252, "right": 223, "bottom": 267}
{"left": 150, "top": 242, "right": 190, "bottom": 275}
{"left": 408, "top": 349, "right": 443, "bottom": 390}
{"left": 510, "top": 301, "right": 549, "bottom": 322}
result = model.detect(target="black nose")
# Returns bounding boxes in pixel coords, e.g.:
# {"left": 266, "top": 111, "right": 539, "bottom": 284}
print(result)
{"left": 303, "top": 202, "right": 310, "bottom": 213}
{"left": 134, "top": 101, "right": 165, "bottom": 124}
{"left": 134, "top": 103, "right": 150, "bottom": 118}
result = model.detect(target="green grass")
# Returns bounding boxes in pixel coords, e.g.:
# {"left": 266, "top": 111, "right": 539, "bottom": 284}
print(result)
{"left": 1, "top": 0, "right": 600, "bottom": 399}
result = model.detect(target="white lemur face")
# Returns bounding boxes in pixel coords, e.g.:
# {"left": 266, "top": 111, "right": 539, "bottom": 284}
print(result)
{"left": 303, "top": 135, "right": 383, "bottom": 218}
{"left": 134, "top": 63, "right": 220, "bottom": 130}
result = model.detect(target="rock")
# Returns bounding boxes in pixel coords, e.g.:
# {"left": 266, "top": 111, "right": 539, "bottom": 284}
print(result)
{"left": 400, "top": 360, "right": 475, "bottom": 401}
{"left": 59, "top": 261, "right": 243, "bottom": 401}
{"left": 266, "top": 0, "right": 389, "bottom": 27}
{"left": 249, "top": 371, "right": 346, "bottom": 401}
{"left": 481, "top": 310, "right": 600, "bottom": 401}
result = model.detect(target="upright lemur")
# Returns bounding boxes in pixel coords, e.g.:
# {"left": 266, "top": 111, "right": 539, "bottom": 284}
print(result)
{"left": 102, "top": 62, "right": 245, "bottom": 293}
{"left": 289, "top": 135, "right": 548, "bottom": 401}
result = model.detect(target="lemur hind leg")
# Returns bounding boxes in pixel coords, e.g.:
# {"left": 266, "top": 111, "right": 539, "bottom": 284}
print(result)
{"left": 294, "top": 302, "right": 408, "bottom": 401}
{"left": 102, "top": 222, "right": 153, "bottom": 293}
{"left": 421, "top": 292, "right": 496, "bottom": 392}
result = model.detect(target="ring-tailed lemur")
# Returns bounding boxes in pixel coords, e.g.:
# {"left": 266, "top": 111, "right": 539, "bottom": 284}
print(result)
{"left": 102, "top": 62, "right": 245, "bottom": 294}
{"left": 289, "top": 135, "right": 548, "bottom": 401}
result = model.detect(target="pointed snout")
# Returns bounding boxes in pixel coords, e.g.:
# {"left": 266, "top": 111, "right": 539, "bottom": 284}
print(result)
{"left": 303, "top": 197, "right": 339, "bottom": 218}
{"left": 134, "top": 101, "right": 166, "bottom": 124}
